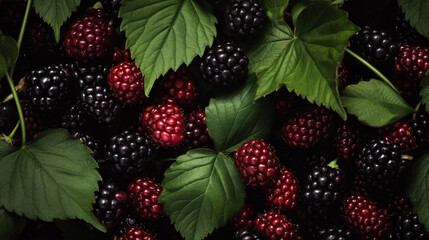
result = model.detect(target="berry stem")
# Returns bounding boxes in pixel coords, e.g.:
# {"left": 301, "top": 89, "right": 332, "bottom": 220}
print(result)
{"left": 402, "top": 155, "right": 414, "bottom": 161}
{"left": 413, "top": 100, "right": 422, "bottom": 120}
{"left": 4, "top": 121, "right": 20, "bottom": 143}
{"left": 345, "top": 48, "right": 400, "bottom": 94}
{"left": 5, "top": 72, "right": 26, "bottom": 146}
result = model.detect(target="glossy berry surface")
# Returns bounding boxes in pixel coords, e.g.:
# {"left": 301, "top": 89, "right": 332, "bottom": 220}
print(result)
{"left": 25, "top": 65, "right": 69, "bottom": 112}
{"left": 234, "top": 139, "right": 279, "bottom": 188}
{"left": 254, "top": 211, "right": 297, "bottom": 240}
{"left": 200, "top": 41, "right": 249, "bottom": 88}
{"left": 63, "top": 12, "right": 114, "bottom": 60}
{"left": 93, "top": 181, "right": 128, "bottom": 229}
{"left": 225, "top": 0, "right": 265, "bottom": 39}
{"left": 234, "top": 229, "right": 261, "bottom": 240}
{"left": 342, "top": 194, "right": 390, "bottom": 239}
{"left": 183, "top": 111, "right": 211, "bottom": 150}
{"left": 380, "top": 121, "right": 417, "bottom": 154}
{"left": 108, "top": 61, "right": 145, "bottom": 105}
{"left": 141, "top": 103, "right": 186, "bottom": 148}
{"left": 106, "top": 130, "right": 155, "bottom": 175}
{"left": 266, "top": 166, "right": 300, "bottom": 211}
{"left": 233, "top": 204, "right": 256, "bottom": 230}
{"left": 127, "top": 178, "right": 163, "bottom": 220}
{"left": 117, "top": 227, "right": 158, "bottom": 240}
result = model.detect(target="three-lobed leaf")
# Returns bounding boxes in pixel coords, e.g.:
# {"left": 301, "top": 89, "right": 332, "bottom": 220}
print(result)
{"left": 341, "top": 79, "right": 413, "bottom": 127}
{"left": 247, "top": 0, "right": 358, "bottom": 120}
{"left": 399, "top": 0, "right": 429, "bottom": 39}
{"left": 0, "top": 129, "right": 105, "bottom": 232}
{"left": 205, "top": 75, "right": 274, "bottom": 153}
{"left": 0, "top": 35, "right": 18, "bottom": 79}
{"left": 119, "top": 0, "right": 217, "bottom": 97}
{"left": 420, "top": 70, "right": 429, "bottom": 113}
{"left": 33, "top": 0, "right": 81, "bottom": 42}
{"left": 159, "top": 149, "right": 246, "bottom": 240}
{"left": 0, "top": 208, "right": 26, "bottom": 240}
{"left": 405, "top": 152, "right": 429, "bottom": 232}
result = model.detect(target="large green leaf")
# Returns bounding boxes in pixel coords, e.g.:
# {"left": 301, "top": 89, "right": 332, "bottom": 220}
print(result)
{"left": 405, "top": 152, "right": 429, "bottom": 232}
{"left": 205, "top": 75, "right": 275, "bottom": 153}
{"left": 159, "top": 149, "right": 246, "bottom": 240}
{"left": 0, "top": 208, "right": 26, "bottom": 240}
{"left": 399, "top": 0, "right": 429, "bottom": 39}
{"left": 119, "top": 0, "right": 217, "bottom": 97}
{"left": 33, "top": 0, "right": 81, "bottom": 42}
{"left": 341, "top": 79, "right": 413, "bottom": 127}
{"left": 247, "top": 0, "right": 358, "bottom": 120}
{"left": 0, "top": 129, "right": 105, "bottom": 232}
{"left": 263, "top": 0, "right": 289, "bottom": 22}
{"left": 420, "top": 70, "right": 429, "bottom": 113}
{"left": 0, "top": 35, "right": 18, "bottom": 79}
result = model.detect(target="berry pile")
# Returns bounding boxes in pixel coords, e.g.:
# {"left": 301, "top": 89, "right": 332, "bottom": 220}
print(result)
{"left": 2, "top": 0, "right": 429, "bottom": 239}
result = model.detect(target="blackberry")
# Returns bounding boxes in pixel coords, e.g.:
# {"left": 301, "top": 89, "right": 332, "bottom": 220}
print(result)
{"left": 394, "top": 44, "right": 429, "bottom": 80}
{"left": 303, "top": 165, "right": 345, "bottom": 209}
{"left": 350, "top": 26, "right": 398, "bottom": 69}
{"left": 117, "top": 227, "right": 158, "bottom": 240}
{"left": 25, "top": 65, "right": 70, "bottom": 112}
{"left": 410, "top": 112, "right": 429, "bottom": 147}
{"left": 233, "top": 204, "right": 256, "bottom": 230}
{"left": 273, "top": 87, "right": 296, "bottom": 119}
{"left": 102, "top": 0, "right": 121, "bottom": 19}
{"left": 342, "top": 194, "right": 391, "bottom": 239}
{"left": 127, "top": 178, "right": 164, "bottom": 220}
{"left": 0, "top": 101, "right": 18, "bottom": 134}
{"left": 0, "top": 0, "right": 25, "bottom": 38}
{"left": 200, "top": 41, "right": 249, "bottom": 88}
{"left": 357, "top": 139, "right": 406, "bottom": 189}
{"left": 106, "top": 130, "right": 155, "bottom": 175}
{"left": 21, "top": 100, "right": 47, "bottom": 140}
{"left": 316, "top": 226, "right": 356, "bottom": 240}
{"left": 393, "top": 9, "right": 429, "bottom": 46}
{"left": 254, "top": 211, "right": 297, "bottom": 240}
{"left": 334, "top": 123, "right": 361, "bottom": 160}
{"left": 60, "top": 101, "right": 87, "bottom": 130}
{"left": 225, "top": 0, "right": 265, "bottom": 39}
{"left": 68, "top": 61, "right": 110, "bottom": 90}
{"left": 93, "top": 181, "right": 128, "bottom": 230}
{"left": 380, "top": 121, "right": 417, "bottom": 154}
{"left": 390, "top": 213, "right": 429, "bottom": 240}
{"left": 337, "top": 63, "right": 349, "bottom": 91}
{"left": 70, "top": 131, "right": 101, "bottom": 158}
{"left": 282, "top": 107, "right": 334, "bottom": 149}
{"left": 234, "top": 139, "right": 279, "bottom": 188}
{"left": 266, "top": 166, "right": 300, "bottom": 212}
{"left": 80, "top": 84, "right": 122, "bottom": 126}
{"left": 108, "top": 61, "right": 146, "bottom": 105}
{"left": 234, "top": 229, "right": 261, "bottom": 240}
{"left": 183, "top": 111, "right": 212, "bottom": 150}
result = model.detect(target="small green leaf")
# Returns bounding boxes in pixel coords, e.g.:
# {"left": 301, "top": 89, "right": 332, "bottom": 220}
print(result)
{"left": 0, "top": 35, "right": 18, "bottom": 79}
{"left": 405, "top": 152, "right": 429, "bottom": 232}
{"left": 399, "top": 0, "right": 429, "bottom": 39}
{"left": 247, "top": 0, "right": 358, "bottom": 120}
{"left": 420, "top": 70, "right": 429, "bottom": 113}
{"left": 263, "top": 0, "right": 289, "bottom": 22}
{"left": 0, "top": 129, "right": 105, "bottom": 232}
{"left": 119, "top": 0, "right": 217, "bottom": 97}
{"left": 0, "top": 208, "right": 26, "bottom": 240}
{"left": 159, "top": 149, "right": 246, "bottom": 240}
{"left": 205, "top": 75, "right": 275, "bottom": 153}
{"left": 33, "top": 0, "right": 81, "bottom": 42}
{"left": 341, "top": 79, "right": 413, "bottom": 127}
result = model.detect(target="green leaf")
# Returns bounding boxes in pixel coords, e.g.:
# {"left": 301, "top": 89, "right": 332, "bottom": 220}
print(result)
{"left": 205, "top": 75, "right": 275, "bottom": 153}
{"left": 420, "top": 70, "right": 429, "bottom": 113}
{"left": 0, "top": 129, "right": 105, "bottom": 232}
{"left": 405, "top": 152, "right": 429, "bottom": 232}
{"left": 263, "top": 0, "right": 289, "bottom": 22}
{"left": 0, "top": 208, "right": 26, "bottom": 240}
{"left": 247, "top": 0, "right": 358, "bottom": 120}
{"left": 33, "top": 0, "right": 81, "bottom": 42}
{"left": 0, "top": 35, "right": 18, "bottom": 79}
{"left": 341, "top": 79, "right": 413, "bottom": 127}
{"left": 55, "top": 219, "right": 108, "bottom": 240}
{"left": 119, "top": 0, "right": 217, "bottom": 97}
{"left": 159, "top": 149, "right": 246, "bottom": 240}
{"left": 399, "top": 0, "right": 429, "bottom": 39}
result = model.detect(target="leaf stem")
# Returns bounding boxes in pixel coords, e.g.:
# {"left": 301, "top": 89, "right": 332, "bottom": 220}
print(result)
{"left": 5, "top": 72, "right": 26, "bottom": 146}
{"left": 402, "top": 155, "right": 413, "bottom": 161}
{"left": 9, "top": 0, "right": 32, "bottom": 76}
{"left": 345, "top": 48, "right": 400, "bottom": 94}
{"left": 4, "top": 121, "right": 20, "bottom": 143}
{"left": 413, "top": 100, "right": 422, "bottom": 120}
{"left": 327, "top": 157, "right": 340, "bottom": 169}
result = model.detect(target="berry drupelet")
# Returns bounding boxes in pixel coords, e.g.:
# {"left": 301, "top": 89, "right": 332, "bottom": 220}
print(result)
{"left": 127, "top": 178, "right": 164, "bottom": 221}
{"left": 108, "top": 61, "right": 146, "bottom": 105}
{"left": 266, "top": 166, "right": 300, "bottom": 212}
